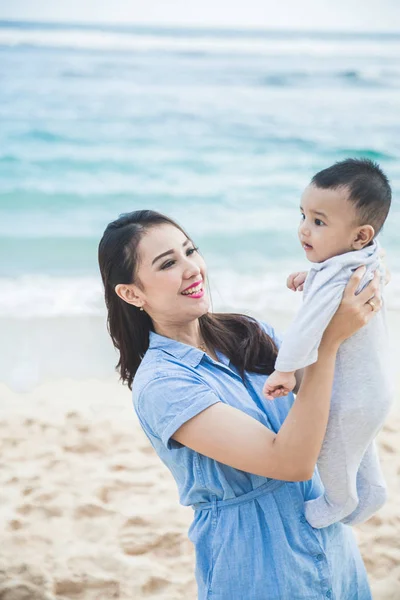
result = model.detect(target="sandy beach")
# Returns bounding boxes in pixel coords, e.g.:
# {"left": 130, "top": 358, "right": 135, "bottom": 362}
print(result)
{"left": 1, "top": 312, "right": 399, "bottom": 600}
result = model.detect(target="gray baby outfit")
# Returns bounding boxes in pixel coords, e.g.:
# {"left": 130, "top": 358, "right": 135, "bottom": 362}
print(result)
{"left": 275, "top": 240, "right": 393, "bottom": 528}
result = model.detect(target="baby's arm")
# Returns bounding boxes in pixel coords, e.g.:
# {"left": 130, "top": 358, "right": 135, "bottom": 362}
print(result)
{"left": 275, "top": 266, "right": 348, "bottom": 373}
{"left": 263, "top": 370, "right": 296, "bottom": 400}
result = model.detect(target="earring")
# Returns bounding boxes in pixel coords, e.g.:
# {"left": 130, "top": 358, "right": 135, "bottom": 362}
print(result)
{"left": 139, "top": 307, "right": 144, "bottom": 311}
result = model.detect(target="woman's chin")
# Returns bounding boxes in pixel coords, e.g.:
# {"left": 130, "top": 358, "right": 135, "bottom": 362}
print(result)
{"left": 186, "top": 297, "right": 210, "bottom": 318}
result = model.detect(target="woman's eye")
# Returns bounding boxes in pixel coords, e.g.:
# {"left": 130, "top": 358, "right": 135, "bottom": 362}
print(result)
{"left": 161, "top": 260, "right": 175, "bottom": 270}
{"left": 161, "top": 247, "right": 199, "bottom": 269}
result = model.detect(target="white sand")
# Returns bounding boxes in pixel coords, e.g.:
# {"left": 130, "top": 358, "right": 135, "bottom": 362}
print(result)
{"left": 0, "top": 377, "right": 399, "bottom": 600}
{"left": 0, "top": 378, "right": 197, "bottom": 600}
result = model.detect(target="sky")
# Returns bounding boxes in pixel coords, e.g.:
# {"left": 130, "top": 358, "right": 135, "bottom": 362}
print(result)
{"left": 0, "top": 0, "right": 400, "bottom": 32}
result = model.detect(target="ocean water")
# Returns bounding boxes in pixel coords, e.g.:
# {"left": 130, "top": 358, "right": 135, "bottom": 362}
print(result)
{"left": 1, "top": 20, "right": 400, "bottom": 324}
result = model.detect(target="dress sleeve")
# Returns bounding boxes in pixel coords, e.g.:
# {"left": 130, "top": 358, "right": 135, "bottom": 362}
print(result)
{"left": 135, "top": 371, "right": 220, "bottom": 450}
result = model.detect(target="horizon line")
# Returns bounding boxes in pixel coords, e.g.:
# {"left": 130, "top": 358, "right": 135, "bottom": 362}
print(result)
{"left": 1, "top": 17, "right": 399, "bottom": 37}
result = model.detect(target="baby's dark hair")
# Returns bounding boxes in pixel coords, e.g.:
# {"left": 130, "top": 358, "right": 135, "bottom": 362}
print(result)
{"left": 311, "top": 158, "right": 391, "bottom": 235}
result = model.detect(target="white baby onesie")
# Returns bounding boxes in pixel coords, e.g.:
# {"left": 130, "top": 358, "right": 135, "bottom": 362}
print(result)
{"left": 275, "top": 240, "right": 393, "bottom": 528}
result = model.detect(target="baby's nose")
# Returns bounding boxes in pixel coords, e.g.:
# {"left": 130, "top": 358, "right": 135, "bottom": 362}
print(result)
{"left": 299, "top": 222, "right": 310, "bottom": 236}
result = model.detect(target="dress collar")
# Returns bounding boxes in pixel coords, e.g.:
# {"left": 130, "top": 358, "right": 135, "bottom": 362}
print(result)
{"left": 149, "top": 331, "right": 230, "bottom": 367}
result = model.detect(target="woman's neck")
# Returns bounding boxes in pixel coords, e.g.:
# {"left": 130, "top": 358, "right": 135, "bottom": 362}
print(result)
{"left": 153, "top": 319, "right": 203, "bottom": 348}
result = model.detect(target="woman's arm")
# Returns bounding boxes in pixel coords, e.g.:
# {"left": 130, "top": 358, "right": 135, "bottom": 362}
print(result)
{"left": 172, "top": 267, "right": 381, "bottom": 482}
{"left": 293, "top": 369, "right": 304, "bottom": 394}
{"left": 173, "top": 338, "right": 338, "bottom": 481}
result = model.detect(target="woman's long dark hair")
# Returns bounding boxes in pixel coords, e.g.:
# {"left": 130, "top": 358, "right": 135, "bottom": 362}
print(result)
{"left": 98, "top": 210, "right": 278, "bottom": 389}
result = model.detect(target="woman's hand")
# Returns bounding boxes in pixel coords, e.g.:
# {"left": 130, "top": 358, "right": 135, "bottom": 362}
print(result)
{"left": 323, "top": 266, "right": 382, "bottom": 347}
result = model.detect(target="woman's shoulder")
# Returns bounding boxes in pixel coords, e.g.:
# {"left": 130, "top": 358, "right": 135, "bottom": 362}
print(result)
{"left": 132, "top": 347, "right": 174, "bottom": 394}
{"left": 132, "top": 344, "right": 207, "bottom": 403}
{"left": 131, "top": 350, "right": 173, "bottom": 417}
{"left": 132, "top": 345, "right": 219, "bottom": 447}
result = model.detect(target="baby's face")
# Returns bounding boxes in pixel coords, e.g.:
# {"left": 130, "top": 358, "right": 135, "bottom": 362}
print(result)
{"left": 298, "top": 184, "right": 360, "bottom": 263}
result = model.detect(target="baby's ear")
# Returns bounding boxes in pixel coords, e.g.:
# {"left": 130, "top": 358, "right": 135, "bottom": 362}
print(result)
{"left": 352, "top": 225, "right": 375, "bottom": 250}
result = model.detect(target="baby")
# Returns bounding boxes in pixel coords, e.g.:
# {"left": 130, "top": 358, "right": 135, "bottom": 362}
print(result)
{"left": 264, "top": 158, "right": 393, "bottom": 528}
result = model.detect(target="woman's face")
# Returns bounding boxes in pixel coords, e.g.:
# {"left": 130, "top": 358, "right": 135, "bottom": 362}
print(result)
{"left": 132, "top": 223, "right": 209, "bottom": 326}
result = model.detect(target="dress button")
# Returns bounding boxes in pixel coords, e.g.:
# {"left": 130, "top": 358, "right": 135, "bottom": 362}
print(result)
{"left": 326, "top": 590, "right": 332, "bottom": 598}
{"left": 316, "top": 554, "right": 324, "bottom": 561}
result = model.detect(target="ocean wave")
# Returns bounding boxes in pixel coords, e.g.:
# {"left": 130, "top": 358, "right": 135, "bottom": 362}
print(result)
{"left": 17, "top": 129, "right": 73, "bottom": 143}
{"left": 2, "top": 270, "right": 400, "bottom": 319}
{"left": 0, "top": 276, "right": 105, "bottom": 318}
{"left": 332, "top": 148, "right": 396, "bottom": 161}
{"left": 0, "top": 154, "right": 19, "bottom": 164}
{"left": 257, "top": 69, "right": 400, "bottom": 88}
{"left": 2, "top": 26, "right": 400, "bottom": 58}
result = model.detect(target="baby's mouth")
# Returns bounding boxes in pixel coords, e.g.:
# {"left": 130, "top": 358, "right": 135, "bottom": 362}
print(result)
{"left": 303, "top": 243, "right": 313, "bottom": 251}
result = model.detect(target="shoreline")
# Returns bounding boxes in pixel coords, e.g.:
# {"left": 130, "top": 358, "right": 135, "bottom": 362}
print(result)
{"left": 1, "top": 305, "right": 399, "bottom": 391}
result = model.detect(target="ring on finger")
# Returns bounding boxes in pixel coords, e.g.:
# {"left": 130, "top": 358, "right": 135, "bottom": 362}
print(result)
{"left": 367, "top": 298, "right": 377, "bottom": 312}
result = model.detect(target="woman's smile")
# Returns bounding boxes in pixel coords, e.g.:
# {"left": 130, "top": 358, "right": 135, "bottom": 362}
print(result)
{"left": 181, "top": 279, "right": 204, "bottom": 298}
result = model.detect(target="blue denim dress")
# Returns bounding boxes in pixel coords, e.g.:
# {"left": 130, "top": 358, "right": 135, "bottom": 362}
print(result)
{"left": 132, "top": 325, "right": 372, "bottom": 600}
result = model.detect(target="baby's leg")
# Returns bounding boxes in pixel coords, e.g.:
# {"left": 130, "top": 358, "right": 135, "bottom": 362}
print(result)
{"left": 341, "top": 440, "right": 387, "bottom": 526}
{"left": 305, "top": 414, "right": 367, "bottom": 529}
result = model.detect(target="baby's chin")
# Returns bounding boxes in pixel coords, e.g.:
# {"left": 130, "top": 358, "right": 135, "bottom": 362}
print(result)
{"left": 303, "top": 248, "right": 326, "bottom": 263}
{"left": 309, "top": 248, "right": 354, "bottom": 264}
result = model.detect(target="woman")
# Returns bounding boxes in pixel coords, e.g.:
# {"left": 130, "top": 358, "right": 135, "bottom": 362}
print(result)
{"left": 98, "top": 209, "right": 381, "bottom": 600}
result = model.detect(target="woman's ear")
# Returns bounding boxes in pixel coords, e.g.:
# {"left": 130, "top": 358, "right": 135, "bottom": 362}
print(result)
{"left": 114, "top": 283, "right": 144, "bottom": 308}
{"left": 352, "top": 225, "right": 375, "bottom": 250}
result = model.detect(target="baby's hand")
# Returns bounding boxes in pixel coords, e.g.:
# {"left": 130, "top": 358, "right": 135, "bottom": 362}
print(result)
{"left": 287, "top": 271, "right": 308, "bottom": 292}
{"left": 263, "top": 370, "right": 296, "bottom": 400}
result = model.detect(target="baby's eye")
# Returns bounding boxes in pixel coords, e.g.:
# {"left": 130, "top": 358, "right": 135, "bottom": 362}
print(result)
{"left": 315, "top": 219, "right": 325, "bottom": 226}
{"left": 300, "top": 213, "right": 305, "bottom": 220}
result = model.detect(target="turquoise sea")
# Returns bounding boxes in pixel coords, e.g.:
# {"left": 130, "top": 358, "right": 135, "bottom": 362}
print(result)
{"left": 1, "top": 20, "right": 400, "bottom": 325}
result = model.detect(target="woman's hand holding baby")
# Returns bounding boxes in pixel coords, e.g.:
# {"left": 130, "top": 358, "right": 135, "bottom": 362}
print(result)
{"left": 323, "top": 266, "right": 382, "bottom": 347}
